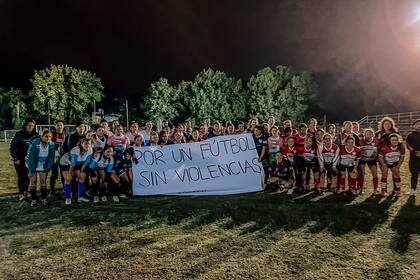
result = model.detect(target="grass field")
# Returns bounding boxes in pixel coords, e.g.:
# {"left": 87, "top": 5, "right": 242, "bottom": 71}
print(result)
{"left": 0, "top": 143, "right": 418, "bottom": 280}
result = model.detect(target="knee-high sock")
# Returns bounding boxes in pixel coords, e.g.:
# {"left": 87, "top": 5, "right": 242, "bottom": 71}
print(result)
{"left": 411, "top": 171, "right": 418, "bottom": 190}
{"left": 358, "top": 174, "right": 364, "bottom": 190}
{"left": 77, "top": 182, "right": 86, "bottom": 198}
{"left": 29, "top": 187, "right": 37, "bottom": 200}
{"left": 339, "top": 177, "right": 346, "bottom": 190}
{"left": 380, "top": 178, "right": 387, "bottom": 191}
{"left": 392, "top": 177, "right": 401, "bottom": 192}
{"left": 40, "top": 185, "right": 48, "bottom": 199}
{"left": 372, "top": 177, "right": 379, "bottom": 190}
{"left": 64, "top": 183, "right": 72, "bottom": 199}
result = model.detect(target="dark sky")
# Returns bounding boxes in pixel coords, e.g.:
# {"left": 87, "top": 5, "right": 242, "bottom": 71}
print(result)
{"left": 1, "top": 0, "right": 420, "bottom": 120}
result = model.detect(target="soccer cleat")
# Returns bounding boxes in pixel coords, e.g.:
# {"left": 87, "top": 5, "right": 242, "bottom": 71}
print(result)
{"left": 40, "top": 199, "right": 48, "bottom": 206}
{"left": 119, "top": 194, "right": 128, "bottom": 199}
{"left": 77, "top": 197, "right": 89, "bottom": 203}
{"left": 101, "top": 196, "right": 108, "bottom": 202}
{"left": 93, "top": 196, "right": 100, "bottom": 203}
{"left": 30, "top": 200, "right": 37, "bottom": 207}
{"left": 373, "top": 189, "right": 381, "bottom": 196}
{"left": 65, "top": 198, "right": 72, "bottom": 205}
{"left": 287, "top": 188, "right": 294, "bottom": 195}
{"left": 381, "top": 189, "right": 387, "bottom": 197}
{"left": 112, "top": 196, "right": 120, "bottom": 203}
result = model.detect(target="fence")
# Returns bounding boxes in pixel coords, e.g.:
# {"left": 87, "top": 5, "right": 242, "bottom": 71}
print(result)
{"left": 0, "top": 125, "right": 91, "bottom": 143}
{"left": 358, "top": 110, "right": 420, "bottom": 138}
{"left": 358, "top": 111, "right": 420, "bottom": 128}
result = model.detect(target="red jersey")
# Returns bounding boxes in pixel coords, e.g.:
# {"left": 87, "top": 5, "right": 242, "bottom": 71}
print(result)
{"left": 267, "top": 136, "right": 283, "bottom": 151}
{"left": 340, "top": 146, "right": 361, "bottom": 167}
{"left": 317, "top": 143, "right": 340, "bottom": 168}
{"left": 359, "top": 138, "right": 380, "bottom": 162}
{"left": 297, "top": 145, "right": 317, "bottom": 163}
{"left": 340, "top": 132, "right": 360, "bottom": 147}
{"left": 52, "top": 132, "right": 65, "bottom": 145}
{"left": 379, "top": 144, "right": 405, "bottom": 165}
{"left": 293, "top": 133, "right": 306, "bottom": 147}
{"left": 282, "top": 146, "right": 298, "bottom": 165}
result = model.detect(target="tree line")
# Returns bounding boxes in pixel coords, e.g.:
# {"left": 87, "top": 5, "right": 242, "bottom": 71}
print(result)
{"left": 0, "top": 64, "right": 318, "bottom": 129}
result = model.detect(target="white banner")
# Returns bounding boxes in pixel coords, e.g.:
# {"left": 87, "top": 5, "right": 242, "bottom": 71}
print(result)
{"left": 132, "top": 133, "right": 264, "bottom": 196}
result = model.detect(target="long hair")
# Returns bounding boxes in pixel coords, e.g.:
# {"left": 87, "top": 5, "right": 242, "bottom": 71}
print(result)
{"left": 377, "top": 117, "right": 398, "bottom": 134}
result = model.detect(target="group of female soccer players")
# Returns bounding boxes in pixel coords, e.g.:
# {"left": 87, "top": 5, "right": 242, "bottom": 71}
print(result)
{"left": 9, "top": 115, "right": 420, "bottom": 207}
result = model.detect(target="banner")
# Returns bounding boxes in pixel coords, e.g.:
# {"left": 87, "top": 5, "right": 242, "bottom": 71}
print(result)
{"left": 132, "top": 133, "right": 264, "bottom": 196}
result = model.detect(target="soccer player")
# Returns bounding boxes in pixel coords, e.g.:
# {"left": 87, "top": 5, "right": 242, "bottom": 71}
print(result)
{"left": 92, "top": 126, "right": 108, "bottom": 150}
{"left": 10, "top": 118, "right": 38, "bottom": 200}
{"left": 140, "top": 121, "right": 153, "bottom": 146}
{"left": 149, "top": 131, "right": 160, "bottom": 146}
{"left": 253, "top": 125, "right": 269, "bottom": 185}
{"left": 338, "top": 136, "right": 361, "bottom": 195}
{"left": 375, "top": 117, "right": 400, "bottom": 148}
{"left": 107, "top": 125, "right": 130, "bottom": 153}
{"left": 50, "top": 120, "right": 66, "bottom": 195}
{"left": 340, "top": 121, "right": 359, "bottom": 147}
{"left": 126, "top": 121, "right": 140, "bottom": 145}
{"left": 406, "top": 119, "right": 420, "bottom": 196}
{"left": 378, "top": 133, "right": 405, "bottom": 197}
{"left": 62, "top": 122, "right": 86, "bottom": 154}
{"left": 189, "top": 130, "right": 202, "bottom": 143}
{"left": 294, "top": 123, "right": 308, "bottom": 147}
{"left": 207, "top": 121, "right": 224, "bottom": 138}
{"left": 297, "top": 136, "right": 320, "bottom": 192}
{"left": 267, "top": 126, "right": 283, "bottom": 166}
{"left": 267, "top": 116, "right": 276, "bottom": 132}
{"left": 89, "top": 145, "right": 114, "bottom": 203}
{"left": 359, "top": 128, "right": 380, "bottom": 195}
{"left": 282, "top": 136, "right": 299, "bottom": 194}
{"left": 25, "top": 130, "right": 56, "bottom": 206}
{"left": 60, "top": 138, "right": 93, "bottom": 204}
{"left": 307, "top": 118, "right": 318, "bottom": 137}
{"left": 266, "top": 151, "right": 295, "bottom": 193}
{"left": 318, "top": 133, "right": 340, "bottom": 193}
{"left": 247, "top": 117, "right": 258, "bottom": 133}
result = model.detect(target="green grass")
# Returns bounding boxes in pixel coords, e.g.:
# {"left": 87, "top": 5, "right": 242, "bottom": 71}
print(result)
{"left": 0, "top": 143, "right": 418, "bottom": 279}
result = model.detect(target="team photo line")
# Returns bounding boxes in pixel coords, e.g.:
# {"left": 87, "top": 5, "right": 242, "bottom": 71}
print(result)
{"left": 9, "top": 115, "right": 420, "bottom": 206}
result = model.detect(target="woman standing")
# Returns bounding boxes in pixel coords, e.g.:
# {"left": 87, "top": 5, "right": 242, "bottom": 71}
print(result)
{"left": 375, "top": 117, "right": 400, "bottom": 148}
{"left": 359, "top": 128, "right": 380, "bottom": 195}
{"left": 406, "top": 119, "right": 420, "bottom": 196}
{"left": 10, "top": 118, "right": 37, "bottom": 200}
{"left": 378, "top": 133, "right": 405, "bottom": 197}
{"left": 25, "top": 130, "right": 56, "bottom": 206}
{"left": 338, "top": 136, "right": 361, "bottom": 195}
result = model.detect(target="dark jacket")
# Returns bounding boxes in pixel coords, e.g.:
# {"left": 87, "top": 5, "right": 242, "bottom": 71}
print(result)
{"left": 25, "top": 137, "right": 56, "bottom": 173}
{"left": 62, "top": 132, "right": 85, "bottom": 155}
{"left": 9, "top": 129, "right": 38, "bottom": 162}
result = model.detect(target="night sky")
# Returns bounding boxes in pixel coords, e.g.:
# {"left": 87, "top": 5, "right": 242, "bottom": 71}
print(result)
{"left": 1, "top": 0, "right": 420, "bottom": 120}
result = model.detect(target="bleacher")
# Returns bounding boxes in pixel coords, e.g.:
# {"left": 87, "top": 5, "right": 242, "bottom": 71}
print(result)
{"left": 358, "top": 111, "right": 420, "bottom": 137}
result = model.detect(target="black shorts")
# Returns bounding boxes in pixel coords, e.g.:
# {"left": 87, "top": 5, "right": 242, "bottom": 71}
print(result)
{"left": 338, "top": 165, "right": 355, "bottom": 173}
{"left": 278, "top": 175, "right": 293, "bottom": 182}
{"left": 59, "top": 164, "right": 83, "bottom": 172}
{"left": 114, "top": 167, "right": 127, "bottom": 177}
{"left": 360, "top": 159, "right": 377, "bottom": 167}
{"left": 322, "top": 164, "right": 338, "bottom": 176}
{"left": 386, "top": 162, "right": 399, "bottom": 169}
{"left": 300, "top": 162, "right": 320, "bottom": 172}
{"left": 409, "top": 157, "right": 420, "bottom": 174}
